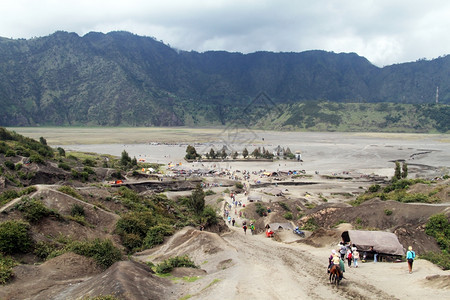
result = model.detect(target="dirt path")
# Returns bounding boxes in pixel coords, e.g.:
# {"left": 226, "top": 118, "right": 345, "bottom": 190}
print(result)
{"left": 183, "top": 225, "right": 397, "bottom": 300}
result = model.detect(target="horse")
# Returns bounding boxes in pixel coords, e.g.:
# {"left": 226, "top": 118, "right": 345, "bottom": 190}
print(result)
{"left": 329, "top": 264, "right": 341, "bottom": 286}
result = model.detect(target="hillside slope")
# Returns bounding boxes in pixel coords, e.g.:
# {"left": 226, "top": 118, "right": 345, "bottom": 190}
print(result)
{"left": 0, "top": 31, "right": 449, "bottom": 129}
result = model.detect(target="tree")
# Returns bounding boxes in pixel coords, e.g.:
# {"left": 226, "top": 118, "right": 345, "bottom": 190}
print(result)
{"left": 209, "top": 148, "right": 216, "bottom": 159}
{"left": 185, "top": 145, "right": 200, "bottom": 160}
{"left": 394, "top": 161, "right": 402, "bottom": 180}
{"left": 251, "top": 147, "right": 261, "bottom": 158}
{"left": 232, "top": 151, "right": 238, "bottom": 159}
{"left": 401, "top": 162, "right": 408, "bottom": 178}
{"left": 57, "top": 147, "right": 65, "bottom": 157}
{"left": 121, "top": 150, "right": 131, "bottom": 166}
{"left": 39, "top": 137, "right": 47, "bottom": 145}
{"left": 220, "top": 149, "right": 227, "bottom": 159}
{"left": 188, "top": 184, "right": 205, "bottom": 215}
{"left": 242, "top": 148, "right": 249, "bottom": 158}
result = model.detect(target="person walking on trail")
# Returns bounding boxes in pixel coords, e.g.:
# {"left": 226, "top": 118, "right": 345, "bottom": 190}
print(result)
{"left": 242, "top": 221, "right": 247, "bottom": 235}
{"left": 406, "top": 246, "right": 416, "bottom": 274}
{"left": 232, "top": 218, "right": 235, "bottom": 226}
{"left": 352, "top": 246, "right": 359, "bottom": 268}
{"left": 250, "top": 223, "right": 255, "bottom": 235}
{"left": 347, "top": 248, "right": 352, "bottom": 267}
{"left": 227, "top": 216, "right": 231, "bottom": 225}
{"left": 339, "top": 242, "right": 347, "bottom": 260}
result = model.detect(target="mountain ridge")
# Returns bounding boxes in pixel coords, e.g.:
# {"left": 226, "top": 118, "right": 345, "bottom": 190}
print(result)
{"left": 0, "top": 31, "right": 448, "bottom": 131}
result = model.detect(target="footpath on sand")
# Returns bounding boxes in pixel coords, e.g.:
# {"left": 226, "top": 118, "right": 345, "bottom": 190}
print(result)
{"left": 192, "top": 193, "right": 450, "bottom": 300}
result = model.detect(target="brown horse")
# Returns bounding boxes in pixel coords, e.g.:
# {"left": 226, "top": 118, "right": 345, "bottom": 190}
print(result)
{"left": 329, "top": 264, "right": 342, "bottom": 286}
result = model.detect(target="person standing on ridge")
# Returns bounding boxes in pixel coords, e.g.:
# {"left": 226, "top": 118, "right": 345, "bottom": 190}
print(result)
{"left": 406, "top": 246, "right": 416, "bottom": 274}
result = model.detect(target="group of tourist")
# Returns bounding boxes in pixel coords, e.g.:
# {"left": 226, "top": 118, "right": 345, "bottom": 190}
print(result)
{"left": 329, "top": 242, "right": 417, "bottom": 278}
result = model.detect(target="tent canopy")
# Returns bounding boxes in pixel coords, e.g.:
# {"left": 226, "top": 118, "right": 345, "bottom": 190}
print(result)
{"left": 269, "top": 223, "right": 294, "bottom": 230}
{"left": 247, "top": 194, "right": 262, "bottom": 202}
{"left": 342, "top": 230, "right": 405, "bottom": 256}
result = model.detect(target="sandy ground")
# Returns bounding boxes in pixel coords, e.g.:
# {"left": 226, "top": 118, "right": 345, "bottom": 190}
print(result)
{"left": 137, "top": 224, "right": 449, "bottom": 300}
{"left": 4, "top": 128, "right": 449, "bottom": 299}
{"left": 26, "top": 129, "right": 447, "bottom": 180}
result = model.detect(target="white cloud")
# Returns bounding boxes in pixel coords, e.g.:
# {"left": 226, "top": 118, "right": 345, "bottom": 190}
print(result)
{"left": 1, "top": 0, "right": 449, "bottom": 66}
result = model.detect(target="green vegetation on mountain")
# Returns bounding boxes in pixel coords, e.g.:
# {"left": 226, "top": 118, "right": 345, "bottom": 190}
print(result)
{"left": 0, "top": 31, "right": 449, "bottom": 132}
{"left": 0, "top": 128, "right": 221, "bottom": 284}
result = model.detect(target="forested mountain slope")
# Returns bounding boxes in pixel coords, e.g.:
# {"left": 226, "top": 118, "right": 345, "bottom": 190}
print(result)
{"left": 0, "top": 31, "right": 449, "bottom": 131}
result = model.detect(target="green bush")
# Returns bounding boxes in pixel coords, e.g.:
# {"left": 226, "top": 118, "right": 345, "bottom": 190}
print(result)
{"left": 68, "top": 239, "right": 122, "bottom": 269}
{"left": 143, "top": 224, "right": 174, "bottom": 249}
{"left": 301, "top": 217, "right": 318, "bottom": 231}
{"left": 115, "top": 211, "right": 157, "bottom": 240}
{"left": 0, "top": 254, "right": 17, "bottom": 284}
{"left": 425, "top": 214, "right": 450, "bottom": 251}
{"left": 204, "top": 190, "right": 216, "bottom": 196}
{"left": 235, "top": 182, "right": 244, "bottom": 189}
{"left": 34, "top": 241, "right": 60, "bottom": 260}
{"left": 58, "top": 186, "right": 84, "bottom": 200}
{"left": 279, "top": 202, "right": 290, "bottom": 211}
{"left": 201, "top": 205, "right": 218, "bottom": 226}
{"left": 120, "top": 233, "right": 143, "bottom": 251}
{"left": 71, "top": 204, "right": 85, "bottom": 217}
{"left": 368, "top": 184, "right": 381, "bottom": 193}
{"left": 5, "top": 150, "right": 15, "bottom": 157}
{"left": 4, "top": 160, "right": 15, "bottom": 170}
{"left": 58, "top": 162, "right": 71, "bottom": 171}
{"left": 283, "top": 212, "right": 293, "bottom": 220}
{"left": 29, "top": 154, "right": 44, "bottom": 164}
{"left": 255, "top": 203, "right": 267, "bottom": 217}
{"left": 0, "top": 190, "right": 19, "bottom": 206}
{"left": 0, "top": 220, "right": 32, "bottom": 254}
{"left": 419, "top": 251, "right": 450, "bottom": 270}
{"left": 83, "top": 158, "right": 96, "bottom": 167}
{"left": 155, "top": 255, "right": 198, "bottom": 274}
{"left": 15, "top": 197, "right": 59, "bottom": 223}
{"left": 384, "top": 209, "right": 393, "bottom": 216}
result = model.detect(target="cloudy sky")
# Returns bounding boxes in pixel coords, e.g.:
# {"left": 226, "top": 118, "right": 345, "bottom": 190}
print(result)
{"left": 1, "top": 0, "right": 449, "bottom": 66}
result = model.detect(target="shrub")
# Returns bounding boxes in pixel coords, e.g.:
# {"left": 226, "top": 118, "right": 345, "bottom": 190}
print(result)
{"left": 155, "top": 255, "right": 198, "bottom": 274}
{"left": 0, "top": 254, "right": 17, "bottom": 284}
{"left": 58, "top": 186, "right": 84, "bottom": 200}
{"left": 283, "top": 212, "right": 293, "bottom": 220}
{"left": 115, "top": 211, "right": 157, "bottom": 239}
{"left": 255, "top": 203, "right": 267, "bottom": 217}
{"left": 384, "top": 209, "right": 393, "bottom": 216}
{"left": 68, "top": 239, "right": 122, "bottom": 269}
{"left": 57, "top": 147, "right": 66, "bottom": 157}
{"left": 4, "top": 160, "right": 15, "bottom": 170}
{"left": 279, "top": 202, "right": 290, "bottom": 211}
{"left": 15, "top": 197, "right": 58, "bottom": 223}
{"left": 143, "top": 224, "right": 175, "bottom": 249}
{"left": 121, "top": 233, "right": 143, "bottom": 251}
{"left": 5, "top": 150, "right": 15, "bottom": 157}
{"left": 201, "top": 205, "right": 218, "bottom": 226}
{"left": 204, "top": 190, "right": 216, "bottom": 196}
{"left": 419, "top": 251, "right": 450, "bottom": 270}
{"left": 235, "top": 182, "right": 244, "bottom": 189}
{"left": 0, "top": 190, "right": 19, "bottom": 206}
{"left": 58, "top": 162, "right": 71, "bottom": 171}
{"left": 425, "top": 214, "right": 450, "bottom": 251}
{"left": 34, "top": 241, "right": 60, "bottom": 260}
{"left": 29, "top": 154, "right": 44, "bottom": 164}
{"left": 83, "top": 158, "right": 96, "bottom": 167}
{"left": 301, "top": 217, "right": 318, "bottom": 231}
{"left": 71, "top": 204, "right": 85, "bottom": 217}
{"left": 0, "top": 220, "right": 32, "bottom": 254}
{"left": 368, "top": 184, "right": 381, "bottom": 193}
